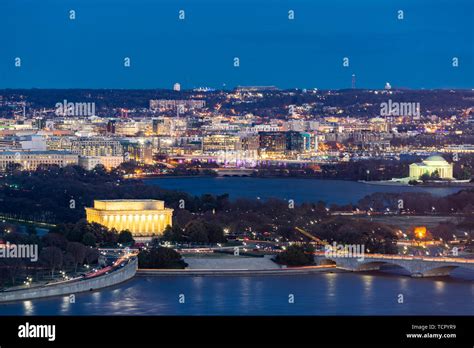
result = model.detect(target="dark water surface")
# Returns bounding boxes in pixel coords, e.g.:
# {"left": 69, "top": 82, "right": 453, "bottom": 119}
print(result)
{"left": 1, "top": 270, "right": 473, "bottom": 315}
{"left": 146, "top": 177, "right": 462, "bottom": 205}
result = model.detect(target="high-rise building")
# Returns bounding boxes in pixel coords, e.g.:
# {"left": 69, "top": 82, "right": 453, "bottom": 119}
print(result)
{"left": 202, "top": 134, "right": 241, "bottom": 153}
{"left": 121, "top": 139, "right": 153, "bottom": 164}
{"left": 259, "top": 132, "right": 287, "bottom": 154}
{"left": 34, "top": 118, "right": 47, "bottom": 130}
{"left": 106, "top": 120, "right": 116, "bottom": 134}
{"left": 152, "top": 118, "right": 164, "bottom": 134}
{"left": 286, "top": 131, "right": 305, "bottom": 153}
{"left": 240, "top": 134, "right": 260, "bottom": 152}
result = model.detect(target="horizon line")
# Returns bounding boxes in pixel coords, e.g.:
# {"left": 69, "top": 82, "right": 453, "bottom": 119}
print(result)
{"left": 1, "top": 87, "right": 474, "bottom": 92}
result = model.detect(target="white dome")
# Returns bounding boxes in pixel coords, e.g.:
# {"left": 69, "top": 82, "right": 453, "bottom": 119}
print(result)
{"left": 423, "top": 155, "right": 449, "bottom": 165}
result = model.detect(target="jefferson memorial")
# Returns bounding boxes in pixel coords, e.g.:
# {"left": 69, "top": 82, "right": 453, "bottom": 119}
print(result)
{"left": 86, "top": 199, "right": 173, "bottom": 237}
{"left": 409, "top": 155, "right": 454, "bottom": 180}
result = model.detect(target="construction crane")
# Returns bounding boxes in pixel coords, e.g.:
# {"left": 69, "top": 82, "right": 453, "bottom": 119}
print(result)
{"left": 295, "top": 227, "right": 327, "bottom": 245}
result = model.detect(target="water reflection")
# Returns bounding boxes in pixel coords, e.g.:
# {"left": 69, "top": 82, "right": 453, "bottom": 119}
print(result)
{"left": 399, "top": 277, "right": 409, "bottom": 292}
{"left": 59, "top": 296, "right": 70, "bottom": 314}
{"left": 434, "top": 281, "right": 445, "bottom": 294}
{"left": 22, "top": 300, "right": 34, "bottom": 315}
{"left": 362, "top": 275, "right": 374, "bottom": 296}
{"left": 0, "top": 273, "right": 472, "bottom": 316}
{"left": 325, "top": 273, "right": 337, "bottom": 302}
{"left": 239, "top": 277, "right": 251, "bottom": 308}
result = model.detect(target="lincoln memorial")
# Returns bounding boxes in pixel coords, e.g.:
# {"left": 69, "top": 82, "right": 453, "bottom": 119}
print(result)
{"left": 85, "top": 199, "right": 173, "bottom": 237}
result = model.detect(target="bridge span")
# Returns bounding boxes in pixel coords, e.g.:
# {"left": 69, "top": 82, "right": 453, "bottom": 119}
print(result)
{"left": 314, "top": 253, "right": 474, "bottom": 277}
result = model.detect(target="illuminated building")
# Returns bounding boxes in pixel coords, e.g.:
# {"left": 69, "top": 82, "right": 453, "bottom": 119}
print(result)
{"left": 409, "top": 155, "right": 454, "bottom": 179}
{"left": 151, "top": 118, "right": 174, "bottom": 136}
{"left": 258, "top": 131, "right": 312, "bottom": 156}
{"left": 70, "top": 138, "right": 123, "bottom": 157}
{"left": 120, "top": 139, "right": 153, "bottom": 164}
{"left": 202, "top": 134, "right": 241, "bottom": 153}
{"left": 79, "top": 156, "right": 124, "bottom": 170}
{"left": 106, "top": 120, "right": 116, "bottom": 134}
{"left": 152, "top": 118, "right": 164, "bottom": 134}
{"left": 114, "top": 121, "right": 149, "bottom": 136}
{"left": 414, "top": 226, "right": 426, "bottom": 239}
{"left": 0, "top": 151, "right": 78, "bottom": 171}
{"left": 234, "top": 86, "right": 279, "bottom": 92}
{"left": 240, "top": 134, "right": 260, "bottom": 154}
{"left": 34, "top": 118, "right": 47, "bottom": 130}
{"left": 20, "top": 135, "right": 47, "bottom": 151}
{"left": 259, "top": 132, "right": 286, "bottom": 154}
{"left": 286, "top": 131, "right": 306, "bottom": 153}
{"left": 149, "top": 99, "right": 205, "bottom": 111}
{"left": 444, "top": 144, "right": 474, "bottom": 153}
{"left": 85, "top": 199, "right": 173, "bottom": 237}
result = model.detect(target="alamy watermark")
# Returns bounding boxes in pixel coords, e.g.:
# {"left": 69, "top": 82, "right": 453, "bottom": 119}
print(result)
{"left": 55, "top": 99, "right": 95, "bottom": 117}
{"left": 0, "top": 242, "right": 38, "bottom": 262}
{"left": 324, "top": 242, "right": 365, "bottom": 261}
{"left": 18, "top": 322, "right": 55, "bottom": 342}
{"left": 380, "top": 99, "right": 420, "bottom": 117}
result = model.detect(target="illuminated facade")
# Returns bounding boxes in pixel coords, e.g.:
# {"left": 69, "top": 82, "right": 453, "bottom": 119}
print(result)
{"left": 69, "top": 137, "right": 123, "bottom": 157}
{"left": 85, "top": 199, "right": 173, "bottom": 237}
{"left": 0, "top": 151, "right": 78, "bottom": 171}
{"left": 120, "top": 139, "right": 153, "bottom": 164}
{"left": 409, "top": 155, "right": 453, "bottom": 179}
{"left": 202, "top": 134, "right": 241, "bottom": 153}
{"left": 149, "top": 99, "right": 205, "bottom": 111}
{"left": 79, "top": 156, "right": 124, "bottom": 170}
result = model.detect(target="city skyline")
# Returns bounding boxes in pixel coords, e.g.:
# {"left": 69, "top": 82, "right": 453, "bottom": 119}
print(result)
{"left": 0, "top": 1, "right": 472, "bottom": 345}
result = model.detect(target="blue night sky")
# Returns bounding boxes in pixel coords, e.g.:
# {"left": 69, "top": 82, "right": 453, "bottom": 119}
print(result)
{"left": 0, "top": 0, "right": 473, "bottom": 89}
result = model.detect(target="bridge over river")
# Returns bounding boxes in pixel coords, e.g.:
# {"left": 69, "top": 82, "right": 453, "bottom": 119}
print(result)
{"left": 314, "top": 253, "right": 474, "bottom": 277}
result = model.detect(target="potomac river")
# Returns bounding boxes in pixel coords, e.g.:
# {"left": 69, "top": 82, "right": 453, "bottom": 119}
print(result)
{"left": 0, "top": 270, "right": 473, "bottom": 315}
{"left": 144, "top": 177, "right": 462, "bottom": 205}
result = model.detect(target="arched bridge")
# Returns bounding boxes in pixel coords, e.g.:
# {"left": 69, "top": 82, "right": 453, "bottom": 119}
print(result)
{"left": 314, "top": 253, "right": 474, "bottom": 277}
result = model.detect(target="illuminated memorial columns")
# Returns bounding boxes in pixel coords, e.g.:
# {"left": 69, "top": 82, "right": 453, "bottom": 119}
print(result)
{"left": 85, "top": 199, "right": 173, "bottom": 237}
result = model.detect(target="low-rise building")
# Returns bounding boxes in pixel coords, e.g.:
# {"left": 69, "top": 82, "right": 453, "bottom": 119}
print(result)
{"left": 0, "top": 151, "right": 78, "bottom": 171}
{"left": 79, "top": 156, "right": 124, "bottom": 171}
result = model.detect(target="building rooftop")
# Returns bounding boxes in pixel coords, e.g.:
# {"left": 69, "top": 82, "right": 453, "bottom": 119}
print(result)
{"left": 90, "top": 199, "right": 170, "bottom": 212}
{"left": 0, "top": 150, "right": 75, "bottom": 155}
{"left": 94, "top": 199, "right": 162, "bottom": 202}
{"left": 424, "top": 155, "right": 447, "bottom": 163}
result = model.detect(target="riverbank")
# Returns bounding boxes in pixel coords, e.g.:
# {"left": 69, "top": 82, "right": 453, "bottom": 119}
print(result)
{"left": 0, "top": 258, "right": 137, "bottom": 303}
{"left": 361, "top": 180, "right": 474, "bottom": 188}
{"left": 125, "top": 174, "right": 213, "bottom": 180}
